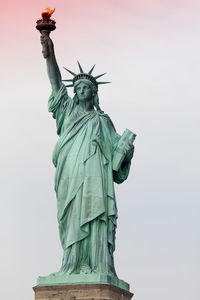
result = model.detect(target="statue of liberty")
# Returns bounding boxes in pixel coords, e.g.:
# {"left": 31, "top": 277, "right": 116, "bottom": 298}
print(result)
{"left": 39, "top": 34, "right": 135, "bottom": 283}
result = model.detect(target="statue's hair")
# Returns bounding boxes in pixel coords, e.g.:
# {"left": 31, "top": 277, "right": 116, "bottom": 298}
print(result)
{"left": 73, "top": 79, "right": 103, "bottom": 113}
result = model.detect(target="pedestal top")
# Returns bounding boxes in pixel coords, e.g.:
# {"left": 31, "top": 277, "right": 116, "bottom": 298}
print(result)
{"left": 36, "top": 273, "right": 130, "bottom": 291}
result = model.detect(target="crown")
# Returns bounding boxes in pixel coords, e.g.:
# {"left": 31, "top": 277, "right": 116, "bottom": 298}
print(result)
{"left": 62, "top": 61, "right": 110, "bottom": 90}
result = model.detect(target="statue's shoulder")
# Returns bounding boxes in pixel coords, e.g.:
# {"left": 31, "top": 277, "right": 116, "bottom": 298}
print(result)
{"left": 100, "top": 111, "right": 112, "bottom": 121}
{"left": 99, "top": 112, "right": 116, "bottom": 130}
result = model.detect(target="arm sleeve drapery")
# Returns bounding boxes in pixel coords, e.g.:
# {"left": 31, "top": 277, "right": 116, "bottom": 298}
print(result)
{"left": 48, "top": 84, "right": 72, "bottom": 135}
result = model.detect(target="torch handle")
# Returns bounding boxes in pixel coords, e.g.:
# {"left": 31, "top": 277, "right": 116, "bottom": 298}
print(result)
{"left": 41, "top": 30, "right": 50, "bottom": 59}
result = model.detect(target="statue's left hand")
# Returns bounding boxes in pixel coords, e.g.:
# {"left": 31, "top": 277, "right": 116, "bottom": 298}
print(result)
{"left": 124, "top": 141, "right": 134, "bottom": 162}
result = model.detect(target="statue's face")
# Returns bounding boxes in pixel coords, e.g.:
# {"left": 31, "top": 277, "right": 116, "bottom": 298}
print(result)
{"left": 76, "top": 82, "right": 93, "bottom": 102}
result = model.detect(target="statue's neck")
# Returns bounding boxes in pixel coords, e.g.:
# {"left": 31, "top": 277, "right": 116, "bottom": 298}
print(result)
{"left": 79, "top": 99, "right": 94, "bottom": 112}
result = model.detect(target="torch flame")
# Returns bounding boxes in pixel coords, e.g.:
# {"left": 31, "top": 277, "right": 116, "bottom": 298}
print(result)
{"left": 41, "top": 7, "right": 55, "bottom": 18}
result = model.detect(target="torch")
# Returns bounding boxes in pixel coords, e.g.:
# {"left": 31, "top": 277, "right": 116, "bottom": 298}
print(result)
{"left": 36, "top": 8, "right": 56, "bottom": 58}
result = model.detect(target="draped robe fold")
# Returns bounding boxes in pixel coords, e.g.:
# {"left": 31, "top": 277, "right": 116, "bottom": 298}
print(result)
{"left": 48, "top": 84, "right": 132, "bottom": 275}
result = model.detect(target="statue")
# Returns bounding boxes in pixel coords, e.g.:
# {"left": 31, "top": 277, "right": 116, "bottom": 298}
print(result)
{"left": 36, "top": 9, "right": 136, "bottom": 289}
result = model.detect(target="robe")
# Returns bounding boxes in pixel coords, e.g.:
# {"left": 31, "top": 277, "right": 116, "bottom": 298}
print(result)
{"left": 48, "top": 84, "right": 132, "bottom": 275}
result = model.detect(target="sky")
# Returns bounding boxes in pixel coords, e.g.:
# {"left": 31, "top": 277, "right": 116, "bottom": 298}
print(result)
{"left": 0, "top": 0, "right": 200, "bottom": 299}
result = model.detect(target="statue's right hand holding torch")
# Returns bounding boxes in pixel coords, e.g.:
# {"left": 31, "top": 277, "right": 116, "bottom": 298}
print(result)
{"left": 36, "top": 8, "right": 62, "bottom": 93}
{"left": 36, "top": 8, "right": 56, "bottom": 59}
{"left": 40, "top": 34, "right": 54, "bottom": 59}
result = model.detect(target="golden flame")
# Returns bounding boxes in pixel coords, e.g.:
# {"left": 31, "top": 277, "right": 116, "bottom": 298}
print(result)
{"left": 41, "top": 7, "right": 55, "bottom": 18}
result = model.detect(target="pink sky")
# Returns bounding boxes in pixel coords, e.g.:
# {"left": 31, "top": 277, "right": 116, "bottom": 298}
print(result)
{"left": 1, "top": 1, "right": 200, "bottom": 300}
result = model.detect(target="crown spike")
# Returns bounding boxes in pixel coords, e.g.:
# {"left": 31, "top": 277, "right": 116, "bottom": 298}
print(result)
{"left": 63, "top": 67, "right": 77, "bottom": 76}
{"left": 94, "top": 73, "right": 107, "bottom": 80}
{"left": 97, "top": 81, "right": 111, "bottom": 85}
{"left": 62, "top": 79, "right": 74, "bottom": 82}
{"left": 77, "top": 61, "right": 84, "bottom": 73}
{"left": 65, "top": 84, "right": 74, "bottom": 87}
{"left": 88, "top": 64, "right": 95, "bottom": 75}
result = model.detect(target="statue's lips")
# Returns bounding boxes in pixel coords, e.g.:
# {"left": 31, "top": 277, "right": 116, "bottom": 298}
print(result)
{"left": 78, "top": 95, "right": 89, "bottom": 99}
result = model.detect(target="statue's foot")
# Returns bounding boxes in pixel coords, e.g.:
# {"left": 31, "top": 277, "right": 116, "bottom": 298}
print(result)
{"left": 48, "top": 270, "right": 65, "bottom": 277}
{"left": 80, "top": 264, "right": 92, "bottom": 274}
{"left": 90, "top": 268, "right": 117, "bottom": 277}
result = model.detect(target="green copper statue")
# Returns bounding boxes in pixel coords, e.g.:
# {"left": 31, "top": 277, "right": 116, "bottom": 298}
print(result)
{"left": 38, "top": 33, "right": 136, "bottom": 288}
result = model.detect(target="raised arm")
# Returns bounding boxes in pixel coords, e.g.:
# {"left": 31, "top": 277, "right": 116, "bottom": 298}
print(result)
{"left": 40, "top": 34, "right": 62, "bottom": 94}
